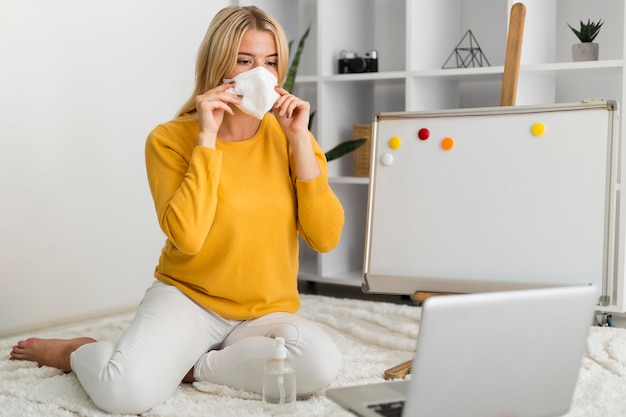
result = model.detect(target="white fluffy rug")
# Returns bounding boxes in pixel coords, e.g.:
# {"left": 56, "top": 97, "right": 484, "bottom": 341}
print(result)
{"left": 1, "top": 294, "right": 626, "bottom": 417}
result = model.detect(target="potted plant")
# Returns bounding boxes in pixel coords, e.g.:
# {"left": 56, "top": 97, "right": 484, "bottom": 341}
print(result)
{"left": 568, "top": 19, "right": 604, "bottom": 62}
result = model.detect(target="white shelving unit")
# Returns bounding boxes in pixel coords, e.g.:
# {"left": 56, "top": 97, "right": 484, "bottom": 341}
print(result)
{"left": 246, "top": 0, "right": 626, "bottom": 288}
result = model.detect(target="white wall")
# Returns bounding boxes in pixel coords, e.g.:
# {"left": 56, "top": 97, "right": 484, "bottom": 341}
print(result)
{"left": 0, "top": 0, "right": 231, "bottom": 335}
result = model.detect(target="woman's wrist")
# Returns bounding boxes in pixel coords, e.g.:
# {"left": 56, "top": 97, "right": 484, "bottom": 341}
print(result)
{"left": 197, "top": 131, "right": 217, "bottom": 148}
{"left": 290, "top": 133, "right": 321, "bottom": 180}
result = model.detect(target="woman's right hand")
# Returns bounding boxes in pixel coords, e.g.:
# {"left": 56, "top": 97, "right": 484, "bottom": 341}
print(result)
{"left": 194, "top": 82, "right": 241, "bottom": 148}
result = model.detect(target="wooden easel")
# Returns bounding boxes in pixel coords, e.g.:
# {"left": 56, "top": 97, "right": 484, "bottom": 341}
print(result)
{"left": 500, "top": 3, "right": 526, "bottom": 107}
{"left": 384, "top": 2, "right": 526, "bottom": 381}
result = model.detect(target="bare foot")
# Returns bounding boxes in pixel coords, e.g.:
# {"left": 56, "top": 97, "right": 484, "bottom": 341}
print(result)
{"left": 10, "top": 337, "right": 96, "bottom": 372}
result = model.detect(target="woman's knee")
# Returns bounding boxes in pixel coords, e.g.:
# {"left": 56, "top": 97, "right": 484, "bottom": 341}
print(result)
{"left": 291, "top": 328, "right": 342, "bottom": 395}
{"left": 81, "top": 370, "right": 179, "bottom": 415}
{"left": 72, "top": 342, "right": 182, "bottom": 414}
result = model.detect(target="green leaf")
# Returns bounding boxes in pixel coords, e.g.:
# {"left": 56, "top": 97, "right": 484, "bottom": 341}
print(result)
{"left": 568, "top": 19, "right": 604, "bottom": 43}
{"left": 284, "top": 25, "right": 311, "bottom": 94}
{"left": 325, "top": 138, "right": 367, "bottom": 162}
{"left": 308, "top": 109, "right": 316, "bottom": 131}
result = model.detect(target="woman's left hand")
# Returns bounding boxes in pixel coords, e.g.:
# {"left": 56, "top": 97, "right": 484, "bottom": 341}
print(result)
{"left": 273, "top": 87, "right": 311, "bottom": 136}
{"left": 273, "top": 87, "right": 320, "bottom": 180}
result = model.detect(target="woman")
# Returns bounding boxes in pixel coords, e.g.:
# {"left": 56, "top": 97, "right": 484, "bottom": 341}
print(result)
{"left": 10, "top": 5, "right": 344, "bottom": 414}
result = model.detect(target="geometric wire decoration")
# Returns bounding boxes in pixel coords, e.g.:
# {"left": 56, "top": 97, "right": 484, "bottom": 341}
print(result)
{"left": 442, "top": 29, "right": 491, "bottom": 69}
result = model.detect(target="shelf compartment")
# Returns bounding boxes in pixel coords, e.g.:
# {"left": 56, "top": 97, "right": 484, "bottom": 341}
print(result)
{"left": 318, "top": 0, "right": 406, "bottom": 76}
{"left": 318, "top": 79, "right": 405, "bottom": 177}
{"left": 556, "top": 72, "right": 624, "bottom": 104}
{"left": 318, "top": 183, "right": 368, "bottom": 278}
{"left": 408, "top": 0, "right": 508, "bottom": 71}
{"left": 555, "top": 0, "right": 624, "bottom": 62}
{"left": 256, "top": 0, "right": 318, "bottom": 77}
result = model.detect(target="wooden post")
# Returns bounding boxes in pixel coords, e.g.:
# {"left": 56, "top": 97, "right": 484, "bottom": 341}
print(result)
{"left": 500, "top": 3, "right": 526, "bottom": 106}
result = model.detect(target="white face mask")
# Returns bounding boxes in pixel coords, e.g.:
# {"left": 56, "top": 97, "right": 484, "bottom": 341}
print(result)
{"left": 224, "top": 67, "right": 280, "bottom": 120}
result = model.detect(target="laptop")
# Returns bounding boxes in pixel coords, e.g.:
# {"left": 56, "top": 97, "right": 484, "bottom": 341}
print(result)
{"left": 326, "top": 284, "right": 598, "bottom": 417}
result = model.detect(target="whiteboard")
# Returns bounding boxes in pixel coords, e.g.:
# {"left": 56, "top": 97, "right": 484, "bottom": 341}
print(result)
{"left": 363, "top": 101, "right": 620, "bottom": 302}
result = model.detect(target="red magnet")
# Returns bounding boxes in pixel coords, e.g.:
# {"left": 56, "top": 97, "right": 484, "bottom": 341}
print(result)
{"left": 418, "top": 128, "right": 430, "bottom": 140}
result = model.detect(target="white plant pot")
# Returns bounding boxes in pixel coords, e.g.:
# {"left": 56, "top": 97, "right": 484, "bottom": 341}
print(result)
{"left": 571, "top": 43, "right": 599, "bottom": 62}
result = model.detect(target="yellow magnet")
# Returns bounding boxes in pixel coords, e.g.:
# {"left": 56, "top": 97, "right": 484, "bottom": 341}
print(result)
{"left": 441, "top": 137, "right": 454, "bottom": 151}
{"left": 388, "top": 136, "right": 402, "bottom": 149}
{"left": 531, "top": 122, "right": 545, "bottom": 136}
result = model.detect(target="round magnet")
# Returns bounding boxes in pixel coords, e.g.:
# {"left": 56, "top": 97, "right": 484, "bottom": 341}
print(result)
{"left": 388, "top": 136, "right": 402, "bottom": 149}
{"left": 531, "top": 122, "right": 545, "bottom": 136}
{"left": 380, "top": 153, "right": 394, "bottom": 166}
{"left": 418, "top": 128, "right": 430, "bottom": 140}
{"left": 441, "top": 137, "right": 455, "bottom": 151}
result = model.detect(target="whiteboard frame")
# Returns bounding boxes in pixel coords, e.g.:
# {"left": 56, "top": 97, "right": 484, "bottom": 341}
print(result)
{"left": 362, "top": 100, "right": 625, "bottom": 312}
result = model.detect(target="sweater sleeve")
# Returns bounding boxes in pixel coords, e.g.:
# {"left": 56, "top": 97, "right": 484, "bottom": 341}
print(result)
{"left": 295, "top": 136, "right": 345, "bottom": 253}
{"left": 145, "top": 124, "right": 223, "bottom": 255}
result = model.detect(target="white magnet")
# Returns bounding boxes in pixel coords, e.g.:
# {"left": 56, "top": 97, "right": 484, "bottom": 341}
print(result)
{"left": 381, "top": 153, "right": 394, "bottom": 166}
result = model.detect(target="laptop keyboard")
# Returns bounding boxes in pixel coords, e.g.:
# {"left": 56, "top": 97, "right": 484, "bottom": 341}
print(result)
{"left": 368, "top": 400, "right": 404, "bottom": 417}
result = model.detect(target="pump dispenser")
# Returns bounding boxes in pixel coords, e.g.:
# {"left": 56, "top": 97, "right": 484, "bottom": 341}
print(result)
{"left": 262, "top": 337, "right": 296, "bottom": 414}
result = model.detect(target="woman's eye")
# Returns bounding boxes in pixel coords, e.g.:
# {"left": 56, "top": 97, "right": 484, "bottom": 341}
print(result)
{"left": 266, "top": 61, "right": 278, "bottom": 67}
{"left": 237, "top": 59, "right": 253, "bottom": 65}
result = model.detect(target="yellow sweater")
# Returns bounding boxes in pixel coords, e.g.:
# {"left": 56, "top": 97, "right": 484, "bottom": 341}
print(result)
{"left": 145, "top": 114, "right": 344, "bottom": 320}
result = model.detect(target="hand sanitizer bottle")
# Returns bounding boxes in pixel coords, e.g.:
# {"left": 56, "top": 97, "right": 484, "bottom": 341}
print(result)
{"left": 262, "top": 337, "right": 296, "bottom": 415}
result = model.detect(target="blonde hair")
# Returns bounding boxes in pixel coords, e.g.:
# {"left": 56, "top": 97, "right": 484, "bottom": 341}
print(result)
{"left": 176, "top": 6, "right": 289, "bottom": 118}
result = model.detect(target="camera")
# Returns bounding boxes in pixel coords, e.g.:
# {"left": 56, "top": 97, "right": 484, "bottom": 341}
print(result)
{"left": 338, "top": 50, "right": 378, "bottom": 74}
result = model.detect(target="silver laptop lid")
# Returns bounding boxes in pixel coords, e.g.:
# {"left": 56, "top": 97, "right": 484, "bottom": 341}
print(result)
{"left": 404, "top": 285, "right": 598, "bottom": 417}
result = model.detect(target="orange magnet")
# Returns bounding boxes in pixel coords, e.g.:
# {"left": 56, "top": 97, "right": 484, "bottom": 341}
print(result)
{"left": 389, "top": 136, "right": 402, "bottom": 149}
{"left": 531, "top": 122, "right": 545, "bottom": 136}
{"left": 441, "top": 137, "right": 454, "bottom": 151}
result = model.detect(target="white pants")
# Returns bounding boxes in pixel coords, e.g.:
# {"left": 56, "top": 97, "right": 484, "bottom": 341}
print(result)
{"left": 70, "top": 280, "right": 341, "bottom": 415}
